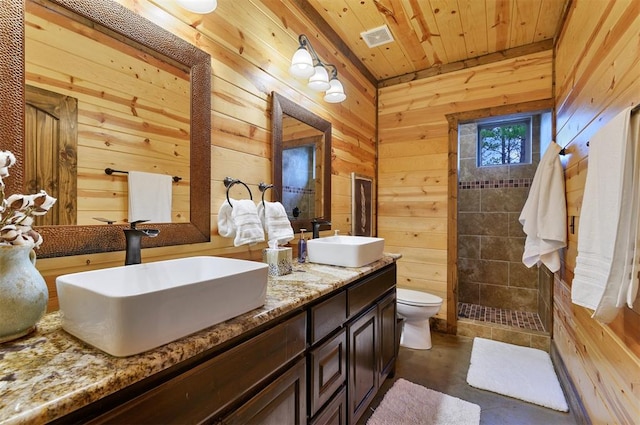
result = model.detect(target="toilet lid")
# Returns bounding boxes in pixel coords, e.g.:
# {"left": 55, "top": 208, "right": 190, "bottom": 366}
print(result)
{"left": 397, "top": 288, "right": 442, "bottom": 307}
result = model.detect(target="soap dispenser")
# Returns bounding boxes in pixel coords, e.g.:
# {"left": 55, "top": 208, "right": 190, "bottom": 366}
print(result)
{"left": 297, "top": 229, "right": 307, "bottom": 263}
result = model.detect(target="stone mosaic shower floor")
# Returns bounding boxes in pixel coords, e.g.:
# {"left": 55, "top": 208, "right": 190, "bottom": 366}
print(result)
{"left": 457, "top": 303, "right": 546, "bottom": 332}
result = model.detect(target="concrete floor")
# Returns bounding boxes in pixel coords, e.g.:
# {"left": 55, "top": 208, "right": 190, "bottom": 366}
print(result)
{"left": 358, "top": 332, "right": 579, "bottom": 425}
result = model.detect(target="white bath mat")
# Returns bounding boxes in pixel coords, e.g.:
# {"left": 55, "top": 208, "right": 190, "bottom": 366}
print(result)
{"left": 466, "top": 337, "right": 569, "bottom": 411}
{"left": 367, "top": 378, "right": 481, "bottom": 425}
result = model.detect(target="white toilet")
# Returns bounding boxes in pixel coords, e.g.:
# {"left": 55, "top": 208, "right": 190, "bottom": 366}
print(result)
{"left": 396, "top": 288, "right": 443, "bottom": 350}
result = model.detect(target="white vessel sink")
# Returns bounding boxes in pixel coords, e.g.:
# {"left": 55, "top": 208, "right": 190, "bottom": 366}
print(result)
{"left": 307, "top": 235, "right": 384, "bottom": 267}
{"left": 56, "top": 256, "right": 268, "bottom": 357}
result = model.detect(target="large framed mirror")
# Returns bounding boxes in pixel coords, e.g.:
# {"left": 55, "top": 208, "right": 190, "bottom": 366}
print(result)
{"left": 271, "top": 92, "right": 331, "bottom": 233}
{"left": 0, "top": 0, "right": 211, "bottom": 258}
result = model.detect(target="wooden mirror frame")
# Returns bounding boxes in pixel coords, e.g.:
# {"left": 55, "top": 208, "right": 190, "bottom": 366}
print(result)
{"left": 271, "top": 92, "right": 331, "bottom": 233}
{"left": 0, "top": 0, "right": 211, "bottom": 258}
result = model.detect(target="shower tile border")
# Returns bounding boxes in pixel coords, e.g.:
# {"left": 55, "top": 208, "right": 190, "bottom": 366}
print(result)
{"left": 458, "top": 178, "right": 532, "bottom": 190}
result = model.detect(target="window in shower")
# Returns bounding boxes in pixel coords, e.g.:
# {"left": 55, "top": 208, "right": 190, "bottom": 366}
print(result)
{"left": 478, "top": 118, "right": 531, "bottom": 166}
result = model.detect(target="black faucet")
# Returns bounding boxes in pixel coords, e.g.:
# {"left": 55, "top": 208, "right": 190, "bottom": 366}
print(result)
{"left": 124, "top": 220, "right": 159, "bottom": 265}
{"left": 310, "top": 218, "right": 331, "bottom": 239}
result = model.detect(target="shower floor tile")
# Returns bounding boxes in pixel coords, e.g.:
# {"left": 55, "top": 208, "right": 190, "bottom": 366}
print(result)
{"left": 457, "top": 302, "right": 546, "bottom": 332}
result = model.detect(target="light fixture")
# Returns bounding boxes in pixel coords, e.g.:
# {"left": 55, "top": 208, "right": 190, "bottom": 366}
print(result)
{"left": 324, "top": 77, "right": 346, "bottom": 103}
{"left": 289, "top": 34, "right": 346, "bottom": 103}
{"left": 308, "top": 65, "right": 330, "bottom": 91}
{"left": 176, "top": 0, "right": 217, "bottom": 14}
{"left": 289, "top": 46, "right": 314, "bottom": 78}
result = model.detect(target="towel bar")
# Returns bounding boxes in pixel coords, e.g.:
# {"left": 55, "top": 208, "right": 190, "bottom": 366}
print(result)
{"left": 105, "top": 168, "right": 181, "bottom": 183}
{"left": 558, "top": 103, "right": 639, "bottom": 155}
{"left": 223, "top": 177, "right": 253, "bottom": 207}
{"left": 559, "top": 141, "right": 589, "bottom": 156}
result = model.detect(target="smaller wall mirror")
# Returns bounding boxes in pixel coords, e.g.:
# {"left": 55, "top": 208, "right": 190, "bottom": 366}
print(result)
{"left": 272, "top": 92, "right": 331, "bottom": 233}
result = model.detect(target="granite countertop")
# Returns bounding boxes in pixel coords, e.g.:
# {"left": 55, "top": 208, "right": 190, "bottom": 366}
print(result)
{"left": 0, "top": 255, "right": 399, "bottom": 425}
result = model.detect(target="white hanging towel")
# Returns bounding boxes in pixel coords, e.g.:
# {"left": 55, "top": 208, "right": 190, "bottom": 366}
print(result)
{"left": 626, "top": 111, "right": 640, "bottom": 308}
{"left": 571, "top": 106, "right": 638, "bottom": 323}
{"left": 217, "top": 198, "right": 265, "bottom": 246}
{"left": 257, "top": 201, "right": 294, "bottom": 245}
{"left": 519, "top": 141, "right": 567, "bottom": 272}
{"left": 128, "top": 171, "right": 172, "bottom": 223}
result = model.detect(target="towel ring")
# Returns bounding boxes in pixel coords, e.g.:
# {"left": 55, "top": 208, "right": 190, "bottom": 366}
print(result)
{"left": 258, "top": 182, "right": 281, "bottom": 206}
{"left": 223, "top": 177, "right": 252, "bottom": 207}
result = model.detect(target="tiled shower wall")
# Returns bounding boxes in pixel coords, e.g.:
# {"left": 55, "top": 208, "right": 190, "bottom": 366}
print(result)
{"left": 458, "top": 115, "right": 550, "bottom": 315}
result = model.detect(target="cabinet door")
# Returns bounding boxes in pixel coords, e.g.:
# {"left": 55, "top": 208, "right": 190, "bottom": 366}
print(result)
{"left": 378, "top": 291, "right": 397, "bottom": 381}
{"left": 222, "top": 358, "right": 306, "bottom": 425}
{"left": 347, "top": 305, "right": 378, "bottom": 425}
{"left": 309, "top": 329, "right": 347, "bottom": 417}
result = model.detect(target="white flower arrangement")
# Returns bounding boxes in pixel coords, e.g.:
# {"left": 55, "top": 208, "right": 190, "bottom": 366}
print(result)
{"left": 0, "top": 150, "right": 57, "bottom": 248}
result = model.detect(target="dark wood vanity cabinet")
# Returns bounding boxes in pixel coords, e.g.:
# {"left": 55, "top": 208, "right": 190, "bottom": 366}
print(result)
{"left": 310, "top": 263, "right": 397, "bottom": 425}
{"left": 67, "top": 263, "right": 396, "bottom": 425}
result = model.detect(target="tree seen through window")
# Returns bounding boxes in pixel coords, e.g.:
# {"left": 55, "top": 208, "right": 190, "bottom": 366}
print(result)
{"left": 478, "top": 119, "right": 530, "bottom": 166}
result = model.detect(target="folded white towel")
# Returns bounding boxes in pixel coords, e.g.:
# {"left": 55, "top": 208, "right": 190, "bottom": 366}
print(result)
{"left": 571, "top": 106, "right": 637, "bottom": 322}
{"left": 519, "top": 141, "right": 566, "bottom": 272}
{"left": 217, "top": 198, "right": 265, "bottom": 246}
{"left": 128, "top": 171, "right": 172, "bottom": 223}
{"left": 257, "top": 201, "right": 294, "bottom": 245}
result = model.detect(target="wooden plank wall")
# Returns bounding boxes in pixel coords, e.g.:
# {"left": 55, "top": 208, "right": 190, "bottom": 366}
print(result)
{"left": 553, "top": 0, "right": 640, "bottom": 422}
{"left": 378, "top": 50, "right": 553, "bottom": 326}
{"left": 33, "top": 0, "right": 376, "bottom": 311}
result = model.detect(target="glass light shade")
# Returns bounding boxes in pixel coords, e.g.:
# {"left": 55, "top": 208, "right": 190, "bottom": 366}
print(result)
{"left": 290, "top": 48, "right": 315, "bottom": 78}
{"left": 308, "top": 65, "right": 331, "bottom": 91}
{"left": 324, "top": 78, "right": 346, "bottom": 103}
{"left": 176, "top": 0, "right": 217, "bottom": 13}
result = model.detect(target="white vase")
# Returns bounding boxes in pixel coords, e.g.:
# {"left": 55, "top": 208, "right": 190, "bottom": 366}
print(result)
{"left": 0, "top": 244, "right": 49, "bottom": 343}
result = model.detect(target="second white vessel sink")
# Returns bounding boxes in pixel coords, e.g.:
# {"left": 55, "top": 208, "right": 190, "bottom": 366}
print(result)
{"left": 56, "top": 256, "right": 268, "bottom": 357}
{"left": 307, "top": 235, "right": 384, "bottom": 267}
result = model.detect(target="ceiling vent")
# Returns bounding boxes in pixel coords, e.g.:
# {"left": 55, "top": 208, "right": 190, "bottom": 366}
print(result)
{"left": 360, "top": 25, "right": 394, "bottom": 48}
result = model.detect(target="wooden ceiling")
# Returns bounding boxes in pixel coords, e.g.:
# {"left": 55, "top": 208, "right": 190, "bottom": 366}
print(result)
{"left": 300, "top": 0, "right": 568, "bottom": 85}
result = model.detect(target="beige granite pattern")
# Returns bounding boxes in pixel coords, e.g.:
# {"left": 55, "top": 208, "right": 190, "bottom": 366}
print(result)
{"left": 0, "top": 255, "right": 400, "bottom": 425}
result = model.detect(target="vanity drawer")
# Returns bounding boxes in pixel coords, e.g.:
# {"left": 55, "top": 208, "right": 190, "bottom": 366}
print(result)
{"left": 309, "top": 385, "right": 347, "bottom": 425}
{"left": 221, "top": 358, "right": 307, "bottom": 425}
{"left": 309, "top": 328, "right": 347, "bottom": 417}
{"left": 89, "top": 312, "right": 306, "bottom": 424}
{"left": 348, "top": 264, "right": 396, "bottom": 318}
{"left": 310, "top": 290, "right": 347, "bottom": 345}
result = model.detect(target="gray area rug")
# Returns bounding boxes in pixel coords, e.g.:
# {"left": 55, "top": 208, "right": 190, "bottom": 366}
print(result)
{"left": 466, "top": 337, "right": 569, "bottom": 412}
{"left": 367, "top": 378, "right": 481, "bottom": 425}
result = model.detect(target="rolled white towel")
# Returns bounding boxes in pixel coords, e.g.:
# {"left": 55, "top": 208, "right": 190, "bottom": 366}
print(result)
{"left": 217, "top": 199, "right": 235, "bottom": 238}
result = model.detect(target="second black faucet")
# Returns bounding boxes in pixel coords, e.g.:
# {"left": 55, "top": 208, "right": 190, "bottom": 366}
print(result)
{"left": 310, "top": 219, "right": 331, "bottom": 239}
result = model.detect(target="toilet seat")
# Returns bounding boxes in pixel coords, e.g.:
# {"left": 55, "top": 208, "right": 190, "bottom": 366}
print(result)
{"left": 397, "top": 288, "right": 442, "bottom": 307}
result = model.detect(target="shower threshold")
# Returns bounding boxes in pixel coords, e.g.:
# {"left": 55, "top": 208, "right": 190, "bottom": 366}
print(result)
{"left": 457, "top": 302, "right": 546, "bottom": 333}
